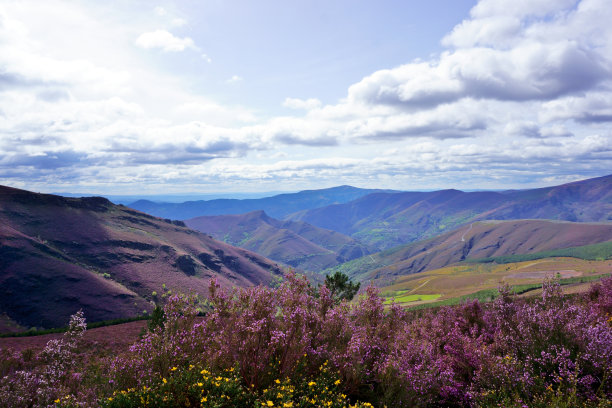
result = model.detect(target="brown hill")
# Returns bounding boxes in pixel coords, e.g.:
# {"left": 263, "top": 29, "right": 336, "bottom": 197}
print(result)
{"left": 0, "top": 185, "right": 282, "bottom": 330}
{"left": 185, "top": 210, "right": 372, "bottom": 272}
{"left": 333, "top": 219, "right": 612, "bottom": 283}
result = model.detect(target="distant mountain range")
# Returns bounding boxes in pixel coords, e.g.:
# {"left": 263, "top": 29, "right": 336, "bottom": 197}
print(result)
{"left": 288, "top": 174, "right": 612, "bottom": 249}
{"left": 0, "top": 185, "right": 282, "bottom": 330}
{"left": 152, "top": 174, "right": 611, "bottom": 274}
{"left": 329, "top": 219, "right": 612, "bottom": 284}
{"left": 185, "top": 210, "right": 374, "bottom": 272}
{"left": 55, "top": 191, "right": 290, "bottom": 205}
{"left": 129, "top": 185, "right": 400, "bottom": 220}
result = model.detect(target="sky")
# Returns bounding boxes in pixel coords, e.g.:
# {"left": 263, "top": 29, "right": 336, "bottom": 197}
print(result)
{"left": 0, "top": 0, "right": 611, "bottom": 195}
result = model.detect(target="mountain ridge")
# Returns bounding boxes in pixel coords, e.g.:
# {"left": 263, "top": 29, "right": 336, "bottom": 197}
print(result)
{"left": 287, "top": 174, "right": 612, "bottom": 249}
{"left": 129, "top": 185, "right": 401, "bottom": 220}
{"left": 185, "top": 210, "right": 373, "bottom": 272}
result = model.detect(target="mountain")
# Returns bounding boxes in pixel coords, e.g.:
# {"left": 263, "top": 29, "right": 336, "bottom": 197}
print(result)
{"left": 330, "top": 219, "right": 612, "bottom": 284}
{"left": 185, "top": 210, "right": 373, "bottom": 272}
{"left": 0, "top": 185, "right": 282, "bottom": 331}
{"left": 287, "top": 174, "right": 612, "bottom": 249}
{"left": 128, "top": 185, "right": 400, "bottom": 220}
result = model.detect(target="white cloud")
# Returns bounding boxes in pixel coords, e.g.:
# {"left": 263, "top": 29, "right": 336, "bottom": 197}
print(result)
{"left": 135, "top": 30, "right": 197, "bottom": 52}
{"left": 283, "top": 97, "right": 322, "bottom": 110}
{"left": 172, "top": 100, "right": 256, "bottom": 125}
{"left": 348, "top": 41, "right": 608, "bottom": 107}
{"left": 540, "top": 92, "right": 612, "bottom": 123}
{"left": 443, "top": 0, "right": 579, "bottom": 48}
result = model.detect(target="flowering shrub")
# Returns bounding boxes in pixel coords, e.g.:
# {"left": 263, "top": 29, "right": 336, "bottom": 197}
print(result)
{"left": 1, "top": 274, "right": 611, "bottom": 407}
{"left": 0, "top": 310, "right": 88, "bottom": 408}
{"left": 102, "top": 362, "right": 372, "bottom": 407}
{"left": 104, "top": 274, "right": 611, "bottom": 407}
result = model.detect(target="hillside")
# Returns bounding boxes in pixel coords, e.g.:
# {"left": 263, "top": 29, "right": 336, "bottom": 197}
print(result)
{"left": 185, "top": 211, "right": 373, "bottom": 272}
{"left": 288, "top": 174, "right": 612, "bottom": 249}
{"left": 379, "top": 256, "right": 611, "bottom": 307}
{"left": 0, "top": 185, "right": 282, "bottom": 330}
{"left": 329, "top": 219, "right": 612, "bottom": 283}
{"left": 129, "top": 185, "right": 399, "bottom": 220}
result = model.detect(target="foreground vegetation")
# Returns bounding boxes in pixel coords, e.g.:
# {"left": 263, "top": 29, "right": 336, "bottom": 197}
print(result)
{"left": 0, "top": 273, "right": 610, "bottom": 407}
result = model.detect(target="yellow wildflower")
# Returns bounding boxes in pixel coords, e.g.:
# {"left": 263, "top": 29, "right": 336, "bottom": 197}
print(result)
{"left": 267, "top": 401, "right": 274, "bottom": 407}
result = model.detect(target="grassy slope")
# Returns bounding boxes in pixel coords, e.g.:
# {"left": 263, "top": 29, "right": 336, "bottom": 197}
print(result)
{"left": 468, "top": 240, "right": 612, "bottom": 264}
{"left": 379, "top": 256, "right": 612, "bottom": 307}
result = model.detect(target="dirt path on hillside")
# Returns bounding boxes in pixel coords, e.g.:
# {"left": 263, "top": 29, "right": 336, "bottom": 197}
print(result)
{"left": 408, "top": 278, "right": 433, "bottom": 294}
{"left": 461, "top": 223, "right": 474, "bottom": 242}
{"left": 517, "top": 260, "right": 547, "bottom": 270}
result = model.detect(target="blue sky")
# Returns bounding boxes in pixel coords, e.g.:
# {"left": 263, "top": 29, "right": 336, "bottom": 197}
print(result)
{"left": 0, "top": 0, "right": 611, "bottom": 194}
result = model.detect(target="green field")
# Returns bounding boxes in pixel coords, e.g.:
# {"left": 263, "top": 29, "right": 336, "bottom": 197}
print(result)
{"left": 383, "top": 293, "right": 441, "bottom": 305}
